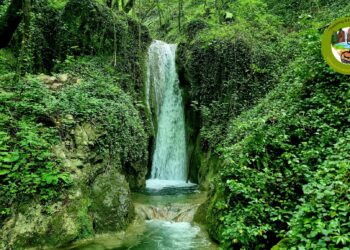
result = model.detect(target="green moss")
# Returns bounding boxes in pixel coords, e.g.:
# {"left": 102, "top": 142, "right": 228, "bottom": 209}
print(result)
{"left": 0, "top": 49, "right": 16, "bottom": 74}
{"left": 48, "top": 198, "right": 91, "bottom": 246}
{"left": 193, "top": 200, "right": 210, "bottom": 225}
{"left": 177, "top": 0, "right": 283, "bottom": 150}
{"left": 48, "top": 0, "right": 68, "bottom": 10}
{"left": 90, "top": 168, "right": 134, "bottom": 233}
{"left": 69, "top": 197, "right": 94, "bottom": 240}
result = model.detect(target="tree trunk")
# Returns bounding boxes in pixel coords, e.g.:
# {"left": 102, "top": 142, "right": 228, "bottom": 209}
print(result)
{"left": 17, "top": 0, "right": 31, "bottom": 76}
{"left": 106, "top": 0, "right": 112, "bottom": 8}
{"left": 0, "top": 0, "right": 24, "bottom": 49}
{"left": 114, "top": 0, "right": 119, "bottom": 10}
{"left": 123, "top": 0, "right": 134, "bottom": 13}
{"left": 155, "top": 0, "right": 162, "bottom": 28}
{"left": 178, "top": 0, "right": 183, "bottom": 32}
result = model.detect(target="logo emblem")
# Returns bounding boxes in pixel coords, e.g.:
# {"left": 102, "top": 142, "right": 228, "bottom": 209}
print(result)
{"left": 322, "top": 17, "right": 350, "bottom": 74}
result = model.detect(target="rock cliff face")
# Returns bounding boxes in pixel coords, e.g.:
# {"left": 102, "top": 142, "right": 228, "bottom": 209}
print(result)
{"left": 0, "top": 118, "right": 136, "bottom": 249}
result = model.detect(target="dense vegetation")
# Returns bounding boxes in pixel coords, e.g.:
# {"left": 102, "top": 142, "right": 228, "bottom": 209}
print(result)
{"left": 208, "top": 38, "right": 350, "bottom": 249}
{"left": 0, "top": 1, "right": 151, "bottom": 247}
{"left": 137, "top": 0, "right": 350, "bottom": 249}
{"left": 170, "top": 1, "right": 350, "bottom": 249}
{"left": 0, "top": 0, "right": 349, "bottom": 249}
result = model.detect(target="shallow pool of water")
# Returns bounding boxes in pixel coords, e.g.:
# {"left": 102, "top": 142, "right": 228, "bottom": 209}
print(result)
{"left": 64, "top": 219, "right": 216, "bottom": 250}
{"left": 122, "top": 220, "right": 216, "bottom": 250}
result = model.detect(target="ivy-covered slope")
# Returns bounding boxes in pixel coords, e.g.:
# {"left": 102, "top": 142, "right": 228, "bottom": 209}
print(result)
{"left": 173, "top": 0, "right": 350, "bottom": 249}
{"left": 207, "top": 31, "right": 350, "bottom": 249}
{"left": 177, "top": 0, "right": 283, "bottom": 149}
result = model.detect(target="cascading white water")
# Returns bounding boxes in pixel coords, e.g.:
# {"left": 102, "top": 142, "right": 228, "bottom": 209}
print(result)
{"left": 146, "top": 40, "right": 192, "bottom": 189}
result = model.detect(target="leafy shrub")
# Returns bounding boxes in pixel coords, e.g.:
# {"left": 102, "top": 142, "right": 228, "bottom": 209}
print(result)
{"left": 0, "top": 77, "right": 71, "bottom": 219}
{"left": 185, "top": 19, "right": 208, "bottom": 40}
{"left": 286, "top": 133, "right": 350, "bottom": 249}
{"left": 207, "top": 26, "right": 350, "bottom": 249}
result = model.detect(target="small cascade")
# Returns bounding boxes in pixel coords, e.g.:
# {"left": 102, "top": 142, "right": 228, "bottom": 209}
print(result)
{"left": 135, "top": 203, "right": 200, "bottom": 222}
{"left": 146, "top": 40, "right": 191, "bottom": 189}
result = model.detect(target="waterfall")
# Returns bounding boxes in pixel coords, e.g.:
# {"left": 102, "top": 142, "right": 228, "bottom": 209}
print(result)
{"left": 146, "top": 40, "right": 191, "bottom": 189}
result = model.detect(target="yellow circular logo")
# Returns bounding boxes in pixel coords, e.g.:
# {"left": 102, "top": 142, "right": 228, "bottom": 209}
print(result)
{"left": 322, "top": 17, "right": 350, "bottom": 75}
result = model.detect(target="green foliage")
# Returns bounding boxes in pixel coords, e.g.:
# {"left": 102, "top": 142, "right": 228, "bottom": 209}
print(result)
{"left": 54, "top": 56, "right": 148, "bottom": 165}
{"left": 207, "top": 24, "right": 350, "bottom": 249}
{"left": 30, "top": 3, "right": 61, "bottom": 72}
{"left": 265, "top": 0, "right": 346, "bottom": 26}
{"left": 0, "top": 77, "right": 71, "bottom": 219}
{"left": 0, "top": 49, "right": 16, "bottom": 75}
{"left": 57, "top": 0, "right": 117, "bottom": 56}
{"left": 178, "top": 0, "right": 284, "bottom": 149}
{"left": 9, "top": 1, "right": 61, "bottom": 73}
{"left": 56, "top": 0, "right": 150, "bottom": 94}
{"left": 0, "top": 0, "right": 151, "bottom": 225}
{"left": 47, "top": 0, "right": 68, "bottom": 9}
{"left": 0, "top": 0, "right": 10, "bottom": 16}
{"left": 286, "top": 133, "right": 350, "bottom": 249}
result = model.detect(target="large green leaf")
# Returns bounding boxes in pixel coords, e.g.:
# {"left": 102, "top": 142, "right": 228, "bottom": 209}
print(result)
{"left": 2, "top": 151, "right": 20, "bottom": 163}
{"left": 0, "top": 169, "right": 10, "bottom": 175}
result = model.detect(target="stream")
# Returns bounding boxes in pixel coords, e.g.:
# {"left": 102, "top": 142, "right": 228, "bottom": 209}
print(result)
{"left": 64, "top": 189, "right": 217, "bottom": 250}
{"left": 63, "top": 41, "right": 215, "bottom": 250}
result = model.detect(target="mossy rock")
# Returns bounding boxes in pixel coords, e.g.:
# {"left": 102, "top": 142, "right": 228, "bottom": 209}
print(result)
{"left": 90, "top": 167, "right": 134, "bottom": 233}
{"left": 0, "top": 168, "right": 134, "bottom": 249}
{"left": 0, "top": 189, "right": 93, "bottom": 249}
{"left": 193, "top": 200, "right": 209, "bottom": 225}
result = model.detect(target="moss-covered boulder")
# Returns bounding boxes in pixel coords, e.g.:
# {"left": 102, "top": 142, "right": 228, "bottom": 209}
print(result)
{"left": 0, "top": 186, "right": 92, "bottom": 249}
{"left": 0, "top": 120, "right": 135, "bottom": 249}
{"left": 90, "top": 168, "right": 134, "bottom": 233}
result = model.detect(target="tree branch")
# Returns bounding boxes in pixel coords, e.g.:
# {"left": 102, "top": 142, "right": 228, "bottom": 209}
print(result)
{"left": 123, "top": 0, "right": 134, "bottom": 13}
{"left": 0, "top": 0, "right": 23, "bottom": 49}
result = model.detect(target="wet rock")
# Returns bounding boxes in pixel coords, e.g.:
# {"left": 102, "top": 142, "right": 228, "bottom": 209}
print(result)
{"left": 135, "top": 203, "right": 200, "bottom": 222}
{"left": 123, "top": 162, "right": 147, "bottom": 190}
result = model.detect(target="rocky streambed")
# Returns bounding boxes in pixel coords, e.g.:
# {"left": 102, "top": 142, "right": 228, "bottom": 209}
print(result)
{"left": 62, "top": 189, "right": 217, "bottom": 250}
